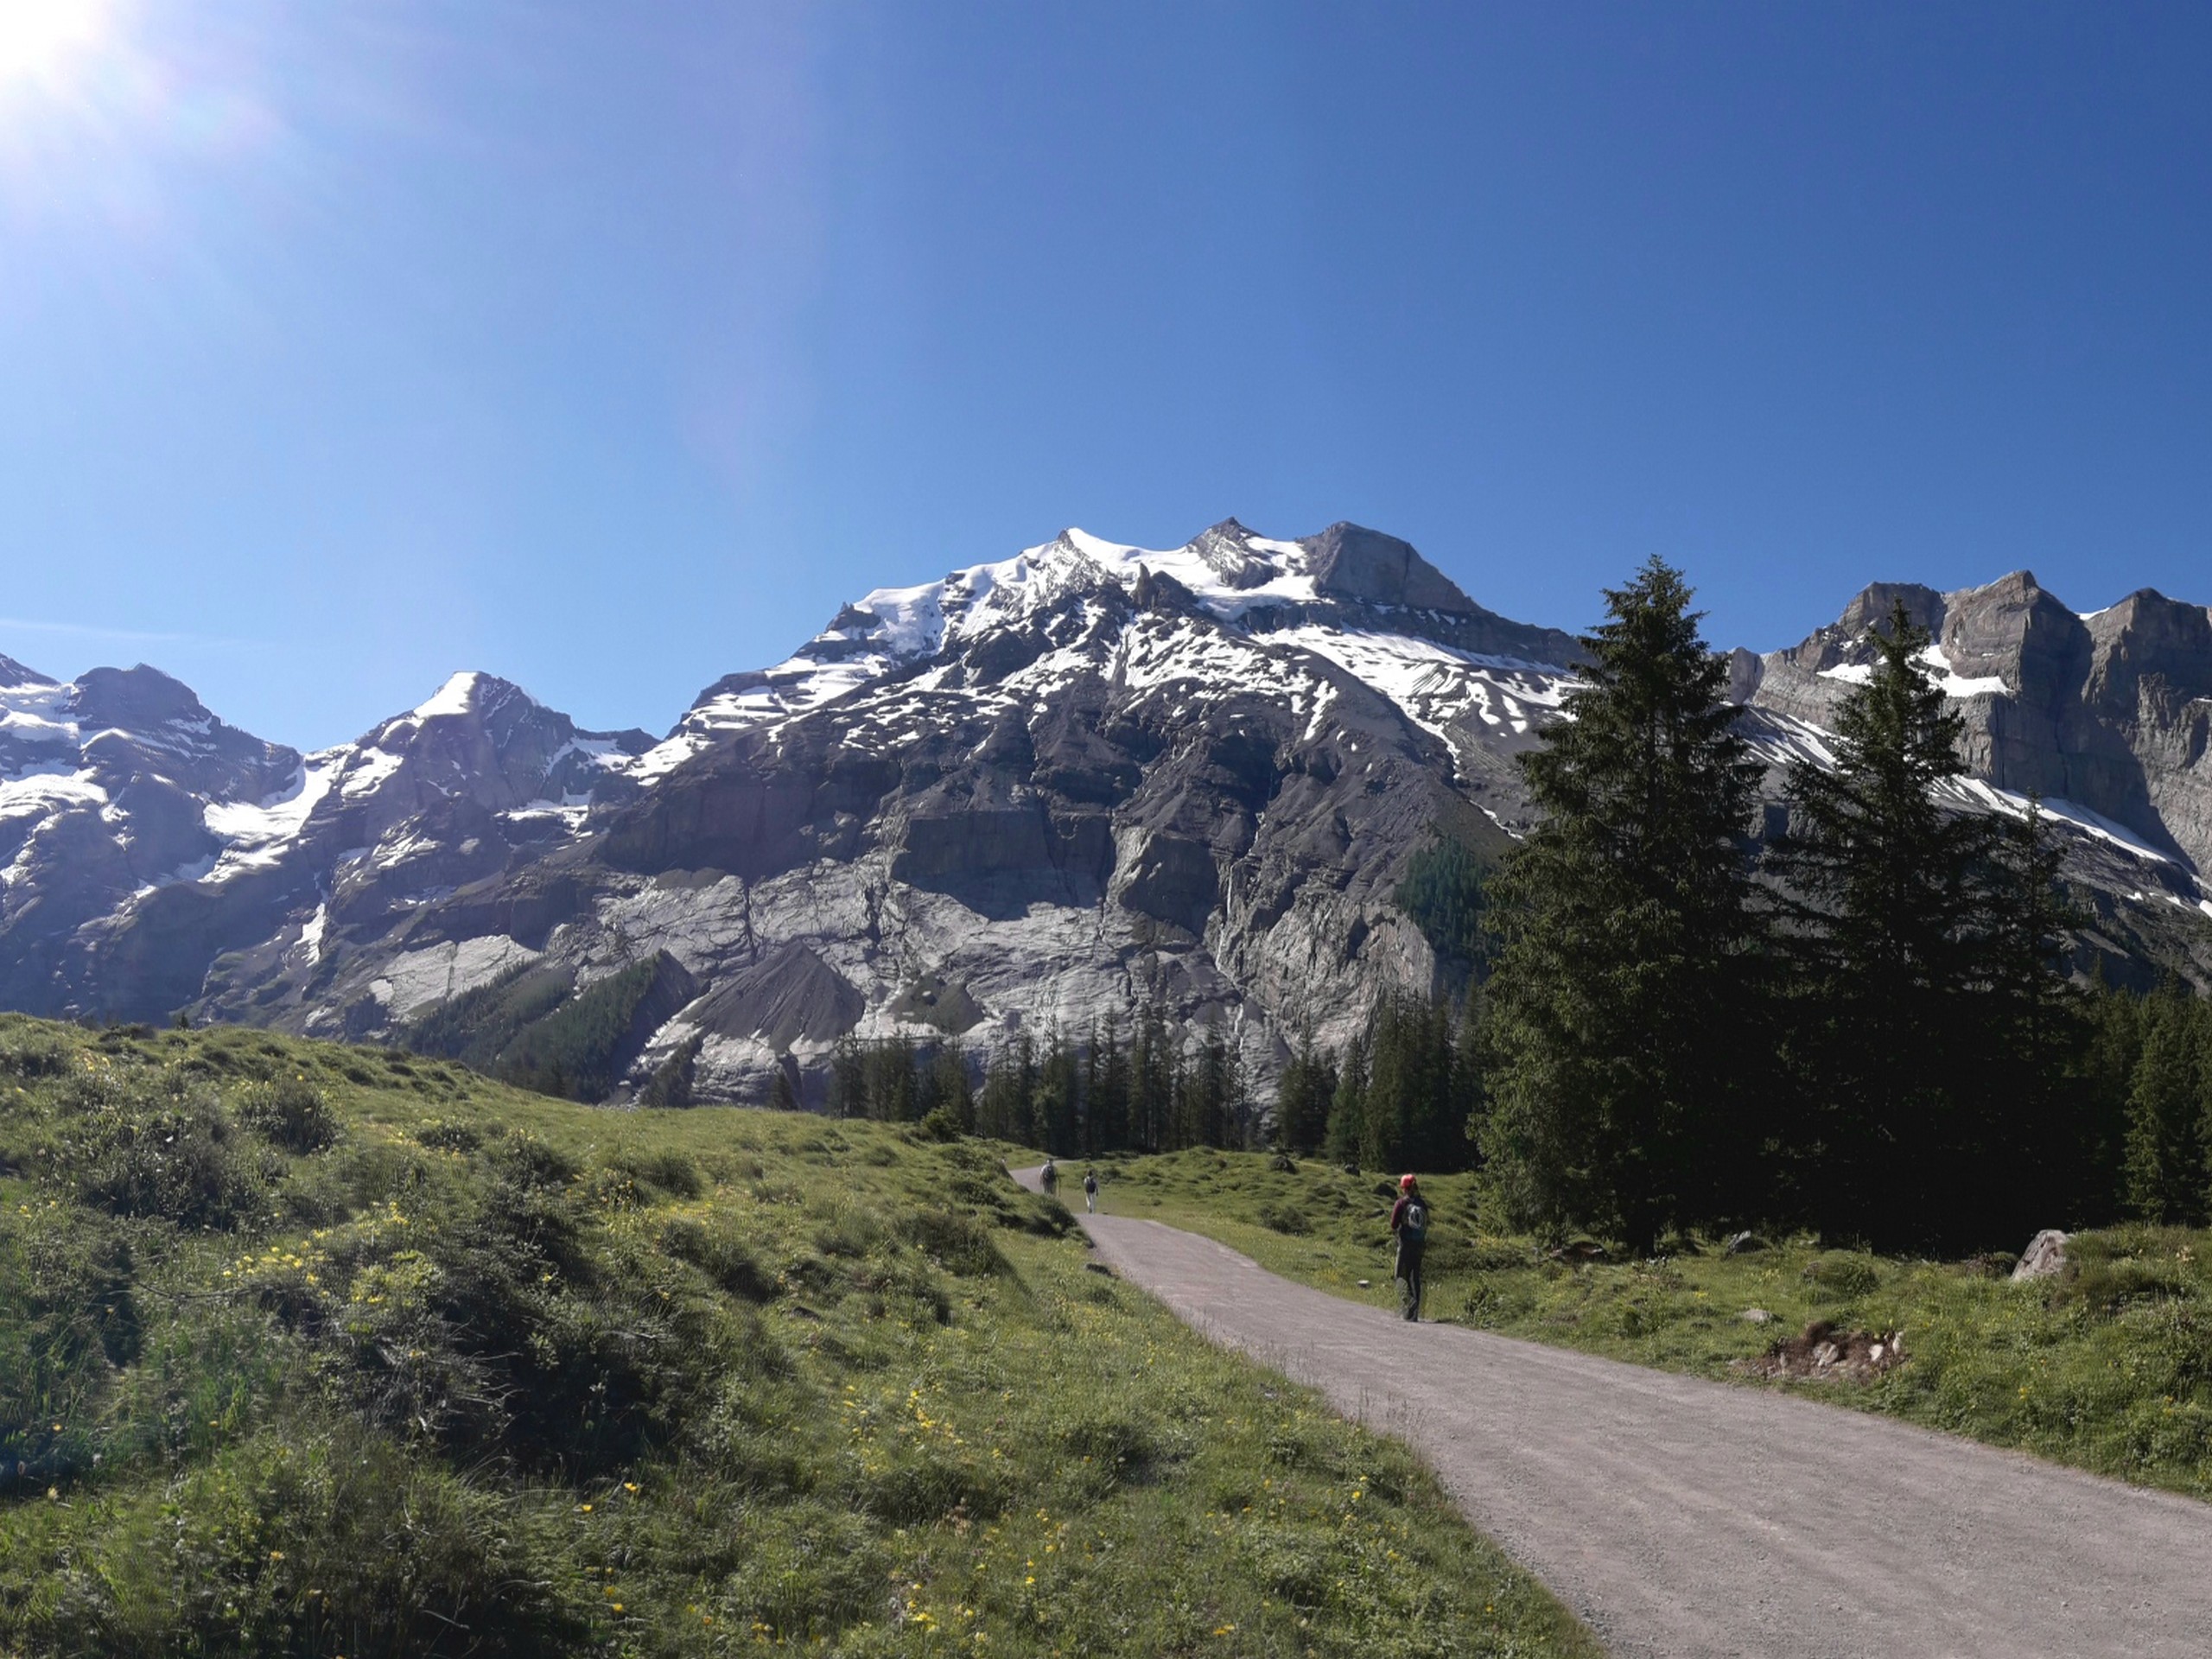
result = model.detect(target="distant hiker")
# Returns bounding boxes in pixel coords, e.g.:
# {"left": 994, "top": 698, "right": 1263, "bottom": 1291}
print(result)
{"left": 1389, "top": 1173, "right": 1429, "bottom": 1322}
{"left": 1040, "top": 1159, "right": 1058, "bottom": 1198}
{"left": 1083, "top": 1167, "right": 1099, "bottom": 1213}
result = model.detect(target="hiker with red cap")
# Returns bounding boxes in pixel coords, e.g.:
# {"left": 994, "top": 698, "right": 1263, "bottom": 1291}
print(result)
{"left": 1389, "top": 1173, "right": 1430, "bottom": 1322}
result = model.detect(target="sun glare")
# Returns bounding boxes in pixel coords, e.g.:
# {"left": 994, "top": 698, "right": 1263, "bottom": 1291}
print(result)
{"left": 0, "top": 0, "right": 108, "bottom": 88}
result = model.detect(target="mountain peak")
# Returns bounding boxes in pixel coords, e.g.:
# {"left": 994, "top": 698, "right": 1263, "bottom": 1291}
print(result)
{"left": 0, "top": 653, "right": 53, "bottom": 689}
{"left": 1301, "top": 523, "right": 1478, "bottom": 616}
{"left": 412, "top": 670, "right": 505, "bottom": 720}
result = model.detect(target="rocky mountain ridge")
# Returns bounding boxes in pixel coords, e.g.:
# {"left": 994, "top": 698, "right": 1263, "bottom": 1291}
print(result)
{"left": 4, "top": 524, "right": 2208, "bottom": 1103}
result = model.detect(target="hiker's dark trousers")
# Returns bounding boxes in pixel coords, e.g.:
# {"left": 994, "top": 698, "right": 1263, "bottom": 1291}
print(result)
{"left": 1395, "top": 1240, "right": 1425, "bottom": 1320}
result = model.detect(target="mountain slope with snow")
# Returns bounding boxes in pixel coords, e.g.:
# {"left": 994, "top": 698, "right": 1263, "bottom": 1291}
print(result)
{"left": 4, "top": 522, "right": 2208, "bottom": 1102}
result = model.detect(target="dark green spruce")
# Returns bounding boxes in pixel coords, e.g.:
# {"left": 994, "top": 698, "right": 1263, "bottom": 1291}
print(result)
{"left": 1478, "top": 557, "right": 1767, "bottom": 1251}
{"left": 1772, "top": 602, "right": 2084, "bottom": 1249}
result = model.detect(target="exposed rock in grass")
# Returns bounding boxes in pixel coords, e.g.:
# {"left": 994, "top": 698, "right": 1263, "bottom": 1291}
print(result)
{"left": 1737, "top": 1320, "right": 1907, "bottom": 1382}
{"left": 1549, "top": 1239, "right": 1610, "bottom": 1263}
{"left": 2012, "top": 1229, "right": 2070, "bottom": 1281}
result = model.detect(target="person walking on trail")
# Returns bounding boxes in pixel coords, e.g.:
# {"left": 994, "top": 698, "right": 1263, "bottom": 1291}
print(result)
{"left": 1389, "top": 1173, "right": 1430, "bottom": 1322}
{"left": 1083, "top": 1167, "right": 1099, "bottom": 1213}
{"left": 1040, "top": 1159, "right": 1058, "bottom": 1198}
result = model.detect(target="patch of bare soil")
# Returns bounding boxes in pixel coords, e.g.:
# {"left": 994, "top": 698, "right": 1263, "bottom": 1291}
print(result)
{"left": 1735, "top": 1319, "right": 1907, "bottom": 1382}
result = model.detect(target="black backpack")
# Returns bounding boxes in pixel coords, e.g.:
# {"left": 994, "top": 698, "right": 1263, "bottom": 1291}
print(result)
{"left": 1401, "top": 1199, "right": 1428, "bottom": 1244}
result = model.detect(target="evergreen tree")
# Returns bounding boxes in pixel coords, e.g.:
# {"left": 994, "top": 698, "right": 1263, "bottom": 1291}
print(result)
{"left": 827, "top": 1033, "right": 867, "bottom": 1119}
{"left": 1036, "top": 1029, "right": 1082, "bottom": 1156}
{"left": 767, "top": 1065, "right": 798, "bottom": 1113}
{"left": 925, "top": 1040, "right": 975, "bottom": 1134}
{"left": 1274, "top": 1030, "right": 1337, "bottom": 1154}
{"left": 862, "top": 1034, "right": 918, "bottom": 1122}
{"left": 1132, "top": 1004, "right": 1176, "bottom": 1153}
{"left": 1773, "top": 602, "right": 2072, "bottom": 1247}
{"left": 2124, "top": 982, "right": 2209, "bottom": 1224}
{"left": 975, "top": 1034, "right": 1037, "bottom": 1145}
{"left": 1325, "top": 1030, "right": 1370, "bottom": 1167}
{"left": 1975, "top": 803, "right": 2091, "bottom": 1230}
{"left": 1089, "top": 1014, "right": 1132, "bottom": 1154}
{"left": 2079, "top": 976, "right": 2145, "bottom": 1221}
{"left": 1452, "top": 981, "right": 1487, "bottom": 1169}
{"left": 1479, "top": 557, "right": 1766, "bottom": 1249}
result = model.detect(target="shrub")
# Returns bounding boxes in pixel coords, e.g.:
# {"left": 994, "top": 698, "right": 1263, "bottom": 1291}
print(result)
{"left": 415, "top": 1119, "right": 485, "bottom": 1154}
{"left": 0, "top": 1027, "right": 71, "bottom": 1080}
{"left": 896, "top": 1208, "right": 1005, "bottom": 1276}
{"left": 1802, "top": 1254, "right": 1882, "bottom": 1299}
{"left": 63, "top": 1074, "right": 262, "bottom": 1230}
{"left": 1060, "top": 1414, "right": 1158, "bottom": 1476}
{"left": 236, "top": 1077, "right": 338, "bottom": 1154}
{"left": 659, "top": 1218, "right": 778, "bottom": 1301}
{"left": 812, "top": 1210, "right": 884, "bottom": 1260}
{"left": 1461, "top": 1275, "right": 1540, "bottom": 1327}
{"left": 606, "top": 1147, "right": 703, "bottom": 1199}
{"left": 23, "top": 1427, "right": 586, "bottom": 1656}
{"left": 1255, "top": 1201, "right": 1312, "bottom": 1236}
{"left": 2053, "top": 1255, "right": 2192, "bottom": 1313}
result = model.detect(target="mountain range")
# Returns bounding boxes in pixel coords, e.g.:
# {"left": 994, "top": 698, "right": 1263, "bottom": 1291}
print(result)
{"left": 5, "top": 521, "right": 2209, "bottom": 1103}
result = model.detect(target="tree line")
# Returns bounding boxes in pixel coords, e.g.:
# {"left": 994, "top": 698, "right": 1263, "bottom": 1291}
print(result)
{"left": 824, "top": 1007, "right": 1262, "bottom": 1156}
{"left": 825, "top": 980, "right": 1492, "bottom": 1178}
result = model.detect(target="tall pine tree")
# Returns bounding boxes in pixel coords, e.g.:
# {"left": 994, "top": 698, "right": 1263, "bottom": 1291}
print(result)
{"left": 1774, "top": 602, "right": 2081, "bottom": 1247}
{"left": 1479, "top": 557, "right": 1765, "bottom": 1250}
{"left": 2123, "top": 981, "right": 2209, "bottom": 1225}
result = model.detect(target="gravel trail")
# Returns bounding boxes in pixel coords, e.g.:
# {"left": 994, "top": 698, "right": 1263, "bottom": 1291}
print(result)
{"left": 1013, "top": 1170, "right": 2212, "bottom": 1658}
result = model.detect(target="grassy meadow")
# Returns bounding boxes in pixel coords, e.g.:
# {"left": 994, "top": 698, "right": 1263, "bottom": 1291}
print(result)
{"left": 0, "top": 1015, "right": 1598, "bottom": 1659}
{"left": 1090, "top": 1148, "right": 2212, "bottom": 1501}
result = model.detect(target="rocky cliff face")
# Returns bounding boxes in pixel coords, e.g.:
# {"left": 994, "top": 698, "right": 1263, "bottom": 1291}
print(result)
{"left": 1741, "top": 570, "right": 2212, "bottom": 962}
{"left": 1, "top": 664, "right": 649, "bottom": 1029}
{"left": 5, "top": 527, "right": 2209, "bottom": 1101}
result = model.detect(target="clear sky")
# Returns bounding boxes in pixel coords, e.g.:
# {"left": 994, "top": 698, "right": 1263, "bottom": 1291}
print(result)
{"left": 1, "top": 2, "right": 2206, "bottom": 749}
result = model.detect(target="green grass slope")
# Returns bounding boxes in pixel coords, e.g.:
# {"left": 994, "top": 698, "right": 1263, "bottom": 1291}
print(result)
{"left": 1093, "top": 1150, "right": 2212, "bottom": 1501}
{"left": 0, "top": 1016, "right": 1595, "bottom": 1659}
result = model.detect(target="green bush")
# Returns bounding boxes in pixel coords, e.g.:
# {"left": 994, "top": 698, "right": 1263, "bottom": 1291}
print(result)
{"left": 606, "top": 1147, "right": 702, "bottom": 1198}
{"left": 16, "top": 1427, "right": 586, "bottom": 1657}
{"left": 236, "top": 1076, "right": 338, "bottom": 1154}
{"left": 1802, "top": 1254, "right": 1883, "bottom": 1299}
{"left": 0, "top": 1025, "right": 71, "bottom": 1080}
{"left": 897, "top": 1207, "right": 1007, "bottom": 1276}
{"left": 658, "top": 1217, "right": 778, "bottom": 1301}
{"left": 61, "top": 1072, "right": 263, "bottom": 1230}
{"left": 415, "top": 1117, "right": 485, "bottom": 1154}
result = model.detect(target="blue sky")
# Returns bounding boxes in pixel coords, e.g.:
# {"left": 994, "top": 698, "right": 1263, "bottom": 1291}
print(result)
{"left": 0, "top": 2, "right": 2206, "bottom": 749}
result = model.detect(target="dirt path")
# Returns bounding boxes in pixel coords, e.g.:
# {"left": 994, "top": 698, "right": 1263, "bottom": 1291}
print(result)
{"left": 1014, "top": 1170, "right": 2212, "bottom": 1658}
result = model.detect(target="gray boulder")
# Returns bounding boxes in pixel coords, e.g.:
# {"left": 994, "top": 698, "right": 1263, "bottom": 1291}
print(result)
{"left": 2011, "top": 1230, "right": 2070, "bottom": 1282}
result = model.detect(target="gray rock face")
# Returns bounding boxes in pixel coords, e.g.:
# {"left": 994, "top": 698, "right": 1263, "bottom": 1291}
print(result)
{"left": 2011, "top": 1230, "right": 2070, "bottom": 1282}
{"left": 6, "top": 524, "right": 2211, "bottom": 1102}
{"left": 1750, "top": 570, "right": 2212, "bottom": 980}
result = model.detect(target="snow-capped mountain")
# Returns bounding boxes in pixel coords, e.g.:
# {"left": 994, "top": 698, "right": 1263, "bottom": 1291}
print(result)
{"left": 1, "top": 662, "right": 648, "bottom": 1026}
{"left": 4, "top": 522, "right": 2209, "bottom": 1103}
